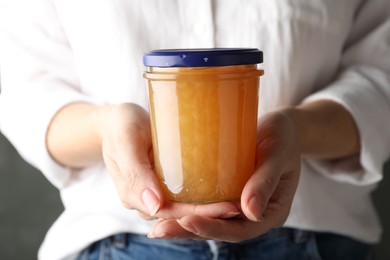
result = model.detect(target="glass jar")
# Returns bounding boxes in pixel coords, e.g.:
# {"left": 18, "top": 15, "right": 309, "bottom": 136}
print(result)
{"left": 143, "top": 48, "right": 264, "bottom": 203}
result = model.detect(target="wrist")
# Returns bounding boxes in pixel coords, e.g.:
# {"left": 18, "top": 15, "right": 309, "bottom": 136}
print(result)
{"left": 46, "top": 102, "right": 107, "bottom": 168}
{"left": 281, "top": 100, "right": 360, "bottom": 159}
{"left": 94, "top": 104, "right": 114, "bottom": 145}
{"left": 278, "top": 107, "right": 305, "bottom": 156}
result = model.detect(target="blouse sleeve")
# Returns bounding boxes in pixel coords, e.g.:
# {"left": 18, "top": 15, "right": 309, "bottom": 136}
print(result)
{"left": 303, "top": 0, "right": 390, "bottom": 186}
{"left": 0, "top": 1, "right": 103, "bottom": 188}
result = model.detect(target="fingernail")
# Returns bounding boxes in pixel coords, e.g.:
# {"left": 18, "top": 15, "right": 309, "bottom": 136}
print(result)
{"left": 220, "top": 211, "right": 241, "bottom": 219}
{"left": 148, "top": 231, "right": 174, "bottom": 239}
{"left": 247, "top": 195, "right": 262, "bottom": 222}
{"left": 178, "top": 219, "right": 198, "bottom": 234}
{"left": 147, "top": 232, "right": 156, "bottom": 238}
{"left": 147, "top": 230, "right": 163, "bottom": 239}
{"left": 142, "top": 189, "right": 161, "bottom": 216}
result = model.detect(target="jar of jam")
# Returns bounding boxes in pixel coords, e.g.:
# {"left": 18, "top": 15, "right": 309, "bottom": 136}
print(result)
{"left": 143, "top": 48, "right": 264, "bottom": 203}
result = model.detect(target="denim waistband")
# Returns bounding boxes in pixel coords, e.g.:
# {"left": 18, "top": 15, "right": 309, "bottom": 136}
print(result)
{"left": 79, "top": 227, "right": 374, "bottom": 260}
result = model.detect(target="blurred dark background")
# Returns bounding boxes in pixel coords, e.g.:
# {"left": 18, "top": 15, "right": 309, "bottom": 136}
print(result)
{"left": 0, "top": 131, "right": 389, "bottom": 259}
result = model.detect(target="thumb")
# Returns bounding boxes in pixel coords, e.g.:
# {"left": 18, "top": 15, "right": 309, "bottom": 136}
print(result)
{"left": 118, "top": 130, "right": 163, "bottom": 216}
{"left": 241, "top": 160, "right": 281, "bottom": 222}
{"left": 104, "top": 106, "right": 164, "bottom": 217}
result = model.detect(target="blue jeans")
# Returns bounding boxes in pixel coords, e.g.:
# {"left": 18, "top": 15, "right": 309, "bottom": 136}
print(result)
{"left": 77, "top": 228, "right": 374, "bottom": 260}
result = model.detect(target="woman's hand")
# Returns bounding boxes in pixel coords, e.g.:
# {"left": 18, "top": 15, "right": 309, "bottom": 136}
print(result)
{"left": 98, "top": 103, "right": 162, "bottom": 216}
{"left": 98, "top": 103, "right": 240, "bottom": 220}
{"left": 148, "top": 99, "right": 360, "bottom": 242}
{"left": 47, "top": 102, "right": 239, "bottom": 220}
{"left": 148, "top": 110, "right": 301, "bottom": 242}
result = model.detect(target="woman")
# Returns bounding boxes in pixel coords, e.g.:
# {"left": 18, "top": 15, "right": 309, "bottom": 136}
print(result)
{"left": 0, "top": 0, "right": 389, "bottom": 259}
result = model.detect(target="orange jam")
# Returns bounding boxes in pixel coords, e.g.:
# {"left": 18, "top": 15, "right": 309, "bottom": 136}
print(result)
{"left": 144, "top": 49, "right": 264, "bottom": 203}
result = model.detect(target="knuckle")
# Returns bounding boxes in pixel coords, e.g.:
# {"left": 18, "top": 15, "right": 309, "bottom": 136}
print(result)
{"left": 261, "top": 175, "right": 276, "bottom": 192}
{"left": 122, "top": 166, "right": 143, "bottom": 192}
{"left": 126, "top": 175, "right": 139, "bottom": 192}
{"left": 252, "top": 175, "right": 279, "bottom": 205}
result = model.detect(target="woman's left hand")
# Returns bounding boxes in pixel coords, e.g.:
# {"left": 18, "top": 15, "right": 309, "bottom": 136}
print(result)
{"left": 148, "top": 110, "right": 301, "bottom": 242}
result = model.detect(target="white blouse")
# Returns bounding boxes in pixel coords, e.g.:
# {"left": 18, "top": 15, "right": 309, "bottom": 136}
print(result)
{"left": 1, "top": 0, "right": 390, "bottom": 259}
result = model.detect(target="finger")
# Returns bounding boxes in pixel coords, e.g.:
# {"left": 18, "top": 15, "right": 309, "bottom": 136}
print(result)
{"left": 155, "top": 201, "right": 241, "bottom": 220}
{"left": 148, "top": 219, "right": 196, "bottom": 239}
{"left": 117, "top": 137, "right": 163, "bottom": 216}
{"left": 176, "top": 215, "right": 276, "bottom": 243}
{"left": 151, "top": 216, "right": 273, "bottom": 242}
{"left": 105, "top": 105, "right": 164, "bottom": 216}
{"left": 241, "top": 159, "right": 282, "bottom": 222}
{"left": 177, "top": 216, "right": 258, "bottom": 242}
{"left": 261, "top": 170, "right": 299, "bottom": 225}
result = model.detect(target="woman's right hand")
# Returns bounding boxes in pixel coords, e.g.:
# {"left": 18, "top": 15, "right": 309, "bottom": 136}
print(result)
{"left": 97, "top": 103, "right": 240, "bottom": 221}
{"left": 98, "top": 103, "right": 162, "bottom": 217}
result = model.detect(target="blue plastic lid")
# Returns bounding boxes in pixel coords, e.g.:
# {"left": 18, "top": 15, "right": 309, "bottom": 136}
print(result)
{"left": 143, "top": 48, "right": 263, "bottom": 67}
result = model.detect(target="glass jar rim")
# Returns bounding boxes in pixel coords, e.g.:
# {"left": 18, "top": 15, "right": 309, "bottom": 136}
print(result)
{"left": 144, "top": 65, "right": 264, "bottom": 80}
